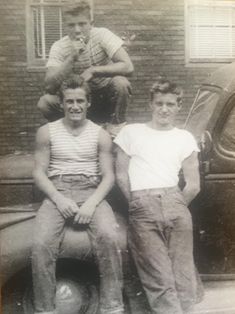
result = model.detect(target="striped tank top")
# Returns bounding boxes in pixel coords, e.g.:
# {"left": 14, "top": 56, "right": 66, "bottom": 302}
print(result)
{"left": 47, "top": 119, "right": 101, "bottom": 178}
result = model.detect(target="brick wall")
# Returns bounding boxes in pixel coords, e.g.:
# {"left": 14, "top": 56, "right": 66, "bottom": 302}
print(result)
{"left": 0, "top": 0, "right": 220, "bottom": 155}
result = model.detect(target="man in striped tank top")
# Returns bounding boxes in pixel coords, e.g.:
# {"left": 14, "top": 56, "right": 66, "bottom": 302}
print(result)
{"left": 37, "top": 0, "right": 134, "bottom": 130}
{"left": 32, "top": 75, "right": 124, "bottom": 314}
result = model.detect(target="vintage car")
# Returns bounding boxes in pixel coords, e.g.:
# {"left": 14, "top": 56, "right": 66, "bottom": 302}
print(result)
{"left": 1, "top": 62, "right": 235, "bottom": 313}
{"left": 186, "top": 62, "right": 235, "bottom": 313}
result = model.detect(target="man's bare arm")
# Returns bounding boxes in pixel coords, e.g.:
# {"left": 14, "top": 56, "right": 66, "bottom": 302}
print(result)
{"left": 33, "top": 125, "right": 78, "bottom": 218}
{"left": 45, "top": 55, "right": 75, "bottom": 94}
{"left": 74, "top": 128, "right": 115, "bottom": 224}
{"left": 45, "top": 39, "right": 89, "bottom": 93}
{"left": 115, "top": 146, "right": 131, "bottom": 202}
{"left": 81, "top": 47, "right": 134, "bottom": 81}
{"left": 181, "top": 151, "right": 200, "bottom": 205}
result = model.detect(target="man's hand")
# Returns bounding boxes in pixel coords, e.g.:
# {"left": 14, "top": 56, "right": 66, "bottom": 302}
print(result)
{"left": 80, "top": 67, "right": 95, "bottom": 82}
{"left": 71, "top": 39, "right": 86, "bottom": 58}
{"left": 54, "top": 194, "right": 79, "bottom": 219}
{"left": 73, "top": 199, "right": 97, "bottom": 224}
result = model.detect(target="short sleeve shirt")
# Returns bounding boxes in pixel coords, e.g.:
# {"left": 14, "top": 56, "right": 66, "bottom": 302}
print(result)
{"left": 47, "top": 27, "right": 123, "bottom": 90}
{"left": 114, "top": 124, "right": 200, "bottom": 191}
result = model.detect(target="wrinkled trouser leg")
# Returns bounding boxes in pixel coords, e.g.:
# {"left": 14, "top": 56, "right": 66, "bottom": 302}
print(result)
{"left": 165, "top": 194, "right": 197, "bottom": 313}
{"left": 89, "top": 76, "right": 132, "bottom": 124}
{"left": 88, "top": 200, "right": 124, "bottom": 314}
{"left": 37, "top": 94, "right": 64, "bottom": 121}
{"left": 128, "top": 191, "right": 197, "bottom": 314}
{"left": 32, "top": 175, "right": 124, "bottom": 314}
{"left": 31, "top": 198, "right": 66, "bottom": 313}
{"left": 106, "top": 76, "right": 132, "bottom": 124}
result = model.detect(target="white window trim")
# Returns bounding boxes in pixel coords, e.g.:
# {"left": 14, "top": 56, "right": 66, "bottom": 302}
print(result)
{"left": 26, "top": 0, "right": 93, "bottom": 70}
{"left": 185, "top": 0, "right": 235, "bottom": 66}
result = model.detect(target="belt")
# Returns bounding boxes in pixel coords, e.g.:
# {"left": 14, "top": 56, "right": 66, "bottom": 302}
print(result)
{"left": 131, "top": 186, "right": 179, "bottom": 198}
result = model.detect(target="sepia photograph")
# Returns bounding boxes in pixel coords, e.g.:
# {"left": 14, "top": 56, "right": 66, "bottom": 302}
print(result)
{"left": 0, "top": 0, "right": 235, "bottom": 313}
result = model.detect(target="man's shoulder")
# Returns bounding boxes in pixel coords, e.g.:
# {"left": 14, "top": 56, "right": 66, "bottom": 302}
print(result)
{"left": 91, "top": 27, "right": 118, "bottom": 41}
{"left": 122, "top": 123, "right": 145, "bottom": 132}
{"left": 173, "top": 127, "right": 196, "bottom": 139}
{"left": 115, "top": 123, "right": 145, "bottom": 139}
{"left": 36, "top": 123, "right": 50, "bottom": 143}
{"left": 91, "top": 27, "right": 112, "bottom": 36}
{"left": 50, "top": 36, "right": 70, "bottom": 49}
{"left": 37, "top": 123, "right": 49, "bottom": 133}
{"left": 87, "top": 119, "right": 101, "bottom": 130}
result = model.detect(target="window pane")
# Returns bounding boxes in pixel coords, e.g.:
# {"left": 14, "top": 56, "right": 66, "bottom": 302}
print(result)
{"left": 187, "top": 0, "right": 235, "bottom": 61}
{"left": 32, "top": 4, "right": 62, "bottom": 60}
{"left": 27, "top": 0, "right": 93, "bottom": 66}
{"left": 44, "top": 6, "right": 62, "bottom": 56}
{"left": 220, "top": 105, "right": 235, "bottom": 152}
{"left": 186, "top": 89, "right": 220, "bottom": 140}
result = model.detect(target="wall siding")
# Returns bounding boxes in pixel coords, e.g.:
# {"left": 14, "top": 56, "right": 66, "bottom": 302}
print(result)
{"left": 0, "top": 0, "right": 219, "bottom": 155}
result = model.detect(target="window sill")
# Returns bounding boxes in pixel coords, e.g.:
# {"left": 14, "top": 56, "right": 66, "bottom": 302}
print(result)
{"left": 185, "top": 59, "right": 235, "bottom": 68}
{"left": 27, "top": 66, "right": 46, "bottom": 73}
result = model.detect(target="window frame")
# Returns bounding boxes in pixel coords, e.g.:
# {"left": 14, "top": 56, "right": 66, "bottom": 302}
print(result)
{"left": 26, "top": 0, "right": 93, "bottom": 70}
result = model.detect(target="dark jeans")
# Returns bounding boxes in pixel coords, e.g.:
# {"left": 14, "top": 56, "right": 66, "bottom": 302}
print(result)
{"left": 128, "top": 187, "right": 198, "bottom": 314}
{"left": 31, "top": 175, "right": 124, "bottom": 314}
{"left": 37, "top": 76, "right": 132, "bottom": 123}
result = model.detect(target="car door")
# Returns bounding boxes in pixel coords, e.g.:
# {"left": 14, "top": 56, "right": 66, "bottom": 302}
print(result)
{"left": 194, "top": 94, "right": 235, "bottom": 276}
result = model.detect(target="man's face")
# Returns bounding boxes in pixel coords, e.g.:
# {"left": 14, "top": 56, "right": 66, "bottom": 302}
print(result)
{"left": 64, "top": 14, "right": 92, "bottom": 41}
{"left": 150, "top": 92, "right": 181, "bottom": 128}
{"left": 62, "top": 88, "right": 90, "bottom": 122}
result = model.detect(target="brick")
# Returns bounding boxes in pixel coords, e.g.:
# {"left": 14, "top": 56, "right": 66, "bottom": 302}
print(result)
{"left": 0, "top": 0, "right": 217, "bottom": 155}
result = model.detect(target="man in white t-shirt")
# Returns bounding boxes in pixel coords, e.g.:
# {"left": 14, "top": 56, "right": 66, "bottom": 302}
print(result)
{"left": 114, "top": 78, "right": 201, "bottom": 314}
{"left": 37, "top": 0, "right": 134, "bottom": 127}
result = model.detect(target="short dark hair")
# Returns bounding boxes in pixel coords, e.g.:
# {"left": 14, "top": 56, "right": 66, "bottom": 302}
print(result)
{"left": 59, "top": 75, "right": 91, "bottom": 102}
{"left": 62, "top": 0, "right": 92, "bottom": 20}
{"left": 150, "top": 77, "right": 183, "bottom": 103}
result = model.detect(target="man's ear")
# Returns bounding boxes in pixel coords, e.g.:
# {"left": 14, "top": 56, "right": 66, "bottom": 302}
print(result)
{"left": 87, "top": 101, "right": 91, "bottom": 108}
{"left": 177, "top": 101, "right": 182, "bottom": 111}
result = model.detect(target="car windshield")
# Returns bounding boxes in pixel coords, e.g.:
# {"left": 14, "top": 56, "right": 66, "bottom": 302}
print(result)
{"left": 185, "top": 88, "right": 220, "bottom": 140}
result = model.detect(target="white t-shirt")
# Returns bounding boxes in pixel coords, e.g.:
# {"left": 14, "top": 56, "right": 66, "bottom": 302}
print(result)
{"left": 114, "top": 123, "right": 199, "bottom": 191}
{"left": 47, "top": 27, "right": 123, "bottom": 90}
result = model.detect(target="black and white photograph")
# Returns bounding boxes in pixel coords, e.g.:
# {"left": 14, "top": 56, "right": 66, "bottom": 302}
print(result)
{"left": 0, "top": 0, "right": 235, "bottom": 313}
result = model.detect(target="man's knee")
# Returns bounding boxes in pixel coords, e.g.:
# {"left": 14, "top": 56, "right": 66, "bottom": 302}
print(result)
{"left": 98, "top": 223, "right": 120, "bottom": 244}
{"left": 32, "top": 237, "right": 50, "bottom": 256}
{"left": 94, "top": 212, "right": 120, "bottom": 245}
{"left": 37, "top": 94, "right": 62, "bottom": 121}
{"left": 110, "top": 76, "right": 131, "bottom": 94}
{"left": 32, "top": 231, "right": 59, "bottom": 261}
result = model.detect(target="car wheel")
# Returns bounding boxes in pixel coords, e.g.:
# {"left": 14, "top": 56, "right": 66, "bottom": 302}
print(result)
{"left": 23, "top": 278, "right": 99, "bottom": 314}
{"left": 2, "top": 260, "right": 99, "bottom": 314}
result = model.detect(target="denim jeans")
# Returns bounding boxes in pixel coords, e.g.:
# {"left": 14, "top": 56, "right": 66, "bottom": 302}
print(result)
{"left": 128, "top": 187, "right": 198, "bottom": 314}
{"left": 31, "top": 175, "right": 124, "bottom": 314}
{"left": 37, "top": 76, "right": 132, "bottom": 124}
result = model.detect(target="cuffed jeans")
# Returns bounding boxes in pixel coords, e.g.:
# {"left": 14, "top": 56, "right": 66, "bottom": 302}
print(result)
{"left": 128, "top": 187, "right": 198, "bottom": 314}
{"left": 37, "top": 76, "right": 132, "bottom": 123}
{"left": 31, "top": 175, "right": 124, "bottom": 314}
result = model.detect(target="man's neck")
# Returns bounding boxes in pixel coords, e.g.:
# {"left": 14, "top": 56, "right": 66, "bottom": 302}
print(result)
{"left": 62, "top": 118, "right": 89, "bottom": 135}
{"left": 147, "top": 120, "right": 174, "bottom": 131}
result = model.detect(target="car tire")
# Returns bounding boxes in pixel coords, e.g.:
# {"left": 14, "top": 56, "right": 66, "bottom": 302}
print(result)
{"left": 2, "top": 260, "right": 99, "bottom": 314}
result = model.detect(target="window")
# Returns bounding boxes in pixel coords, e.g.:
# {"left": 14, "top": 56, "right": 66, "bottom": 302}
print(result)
{"left": 26, "top": 0, "right": 93, "bottom": 68}
{"left": 220, "top": 104, "right": 235, "bottom": 152}
{"left": 185, "top": 0, "right": 235, "bottom": 64}
{"left": 185, "top": 88, "right": 220, "bottom": 140}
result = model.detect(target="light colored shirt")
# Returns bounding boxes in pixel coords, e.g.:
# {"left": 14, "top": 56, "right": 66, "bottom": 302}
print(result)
{"left": 114, "top": 123, "right": 199, "bottom": 191}
{"left": 48, "top": 119, "right": 101, "bottom": 179}
{"left": 47, "top": 27, "right": 123, "bottom": 90}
